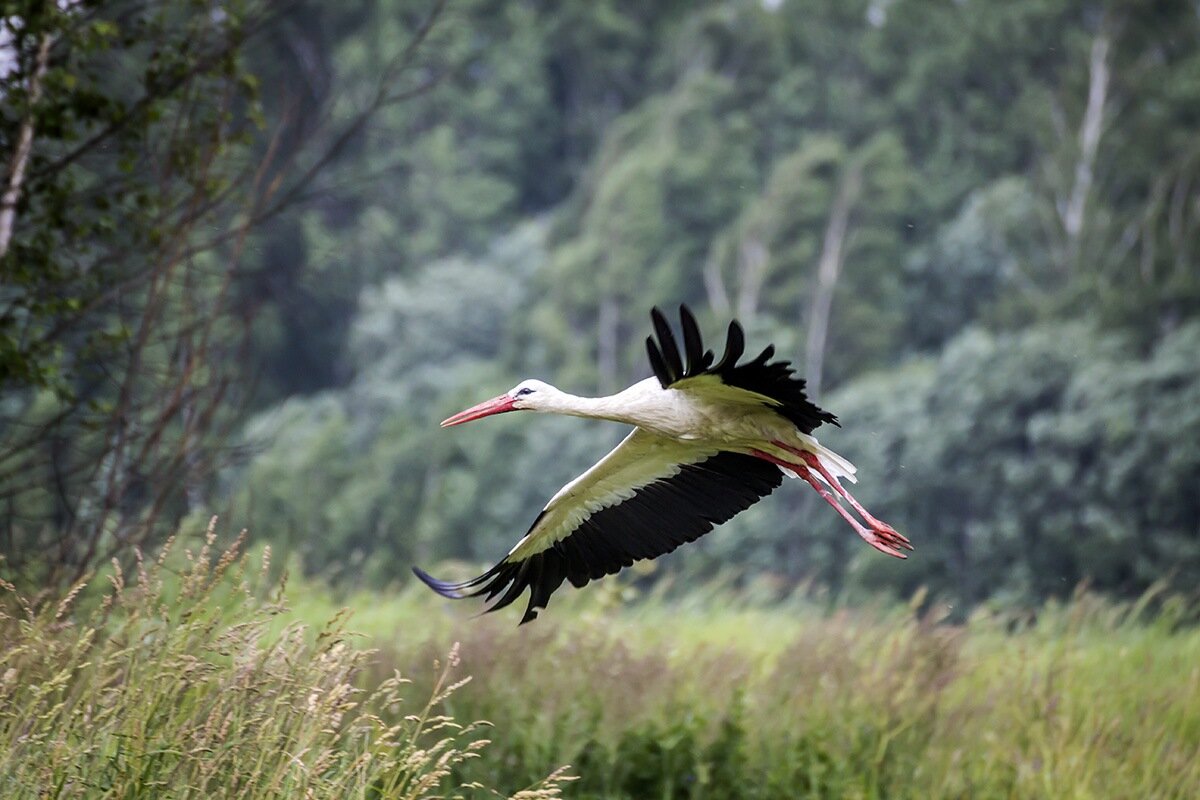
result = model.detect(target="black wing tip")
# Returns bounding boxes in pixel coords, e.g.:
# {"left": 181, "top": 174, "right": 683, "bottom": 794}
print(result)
{"left": 648, "top": 304, "right": 726, "bottom": 385}
{"left": 677, "top": 305, "right": 706, "bottom": 374}
{"left": 751, "top": 344, "right": 775, "bottom": 364}
{"left": 414, "top": 554, "right": 567, "bottom": 626}
{"left": 651, "top": 309, "right": 684, "bottom": 381}
{"left": 412, "top": 565, "right": 466, "bottom": 599}
{"left": 711, "top": 319, "right": 745, "bottom": 372}
{"left": 646, "top": 336, "right": 671, "bottom": 388}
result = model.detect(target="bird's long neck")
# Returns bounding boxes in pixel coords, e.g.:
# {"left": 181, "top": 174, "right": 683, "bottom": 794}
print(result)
{"left": 541, "top": 385, "right": 654, "bottom": 428}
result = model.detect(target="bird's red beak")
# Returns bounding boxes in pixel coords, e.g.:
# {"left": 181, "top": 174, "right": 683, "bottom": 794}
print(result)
{"left": 440, "top": 394, "right": 517, "bottom": 428}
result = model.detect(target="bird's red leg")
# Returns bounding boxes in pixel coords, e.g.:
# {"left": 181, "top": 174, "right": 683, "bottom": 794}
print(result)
{"left": 750, "top": 449, "right": 907, "bottom": 559}
{"left": 773, "top": 442, "right": 913, "bottom": 552}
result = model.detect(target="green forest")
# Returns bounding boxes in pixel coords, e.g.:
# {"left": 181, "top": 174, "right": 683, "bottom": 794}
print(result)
{"left": 3, "top": 0, "right": 1200, "bottom": 797}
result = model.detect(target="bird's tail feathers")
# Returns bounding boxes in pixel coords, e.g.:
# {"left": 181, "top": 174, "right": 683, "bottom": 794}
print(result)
{"left": 793, "top": 434, "right": 858, "bottom": 484}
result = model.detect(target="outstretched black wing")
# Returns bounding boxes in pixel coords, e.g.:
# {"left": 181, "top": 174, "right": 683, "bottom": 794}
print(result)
{"left": 413, "top": 432, "right": 784, "bottom": 625}
{"left": 645, "top": 304, "right": 838, "bottom": 434}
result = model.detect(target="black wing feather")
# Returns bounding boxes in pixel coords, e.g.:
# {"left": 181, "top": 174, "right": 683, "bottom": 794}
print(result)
{"left": 679, "top": 305, "right": 709, "bottom": 375}
{"left": 712, "top": 320, "right": 745, "bottom": 373}
{"left": 645, "top": 336, "right": 671, "bottom": 387}
{"left": 647, "top": 305, "right": 838, "bottom": 434}
{"left": 650, "top": 307, "right": 684, "bottom": 382}
{"left": 412, "top": 451, "right": 783, "bottom": 625}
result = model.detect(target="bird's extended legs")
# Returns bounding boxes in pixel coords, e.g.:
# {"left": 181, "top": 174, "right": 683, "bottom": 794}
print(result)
{"left": 750, "top": 444, "right": 912, "bottom": 559}
{"left": 781, "top": 444, "right": 912, "bottom": 548}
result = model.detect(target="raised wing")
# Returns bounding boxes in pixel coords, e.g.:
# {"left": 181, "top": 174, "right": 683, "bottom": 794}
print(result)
{"left": 413, "top": 429, "right": 783, "bottom": 624}
{"left": 645, "top": 305, "right": 838, "bottom": 434}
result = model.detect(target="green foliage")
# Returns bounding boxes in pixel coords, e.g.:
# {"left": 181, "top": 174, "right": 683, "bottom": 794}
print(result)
{"left": 6, "top": 527, "right": 1198, "bottom": 798}
{"left": 243, "top": 0, "right": 705, "bottom": 400}
{"left": 1, "top": 0, "right": 262, "bottom": 394}
{"left": 232, "top": 224, "right": 625, "bottom": 583}
{"left": 903, "top": 177, "right": 1053, "bottom": 351}
{"left": 219, "top": 0, "right": 1200, "bottom": 613}
{"left": 816, "top": 320, "right": 1200, "bottom": 606}
{"left": 0, "top": 529, "right": 571, "bottom": 798}
{"left": 5, "top": 1, "right": 1196, "bottom": 790}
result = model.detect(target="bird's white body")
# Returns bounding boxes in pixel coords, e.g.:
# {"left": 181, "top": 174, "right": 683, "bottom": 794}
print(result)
{"left": 512, "top": 377, "right": 856, "bottom": 479}
{"left": 520, "top": 377, "right": 785, "bottom": 440}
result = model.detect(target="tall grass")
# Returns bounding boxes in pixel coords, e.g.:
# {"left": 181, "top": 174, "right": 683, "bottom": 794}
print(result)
{"left": 5, "top": 528, "right": 1198, "bottom": 799}
{"left": 347, "top": 581, "right": 1200, "bottom": 799}
{"left": 0, "top": 524, "right": 571, "bottom": 799}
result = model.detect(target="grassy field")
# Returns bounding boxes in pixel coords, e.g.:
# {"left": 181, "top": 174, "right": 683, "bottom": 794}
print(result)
{"left": 3, "top": 533, "right": 1199, "bottom": 799}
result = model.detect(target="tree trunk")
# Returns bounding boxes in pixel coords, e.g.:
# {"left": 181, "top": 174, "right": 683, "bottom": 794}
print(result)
{"left": 702, "top": 245, "right": 732, "bottom": 315}
{"left": 0, "top": 33, "right": 52, "bottom": 259}
{"left": 1060, "top": 32, "right": 1110, "bottom": 269}
{"left": 804, "top": 161, "right": 863, "bottom": 400}
{"left": 735, "top": 236, "right": 769, "bottom": 320}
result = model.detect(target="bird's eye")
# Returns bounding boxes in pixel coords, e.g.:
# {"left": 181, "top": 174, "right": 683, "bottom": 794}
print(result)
{"left": 516, "top": 387, "right": 534, "bottom": 397}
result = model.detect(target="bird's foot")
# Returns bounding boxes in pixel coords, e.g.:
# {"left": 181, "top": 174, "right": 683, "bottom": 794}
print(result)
{"left": 860, "top": 529, "right": 908, "bottom": 559}
{"left": 868, "top": 521, "right": 913, "bottom": 555}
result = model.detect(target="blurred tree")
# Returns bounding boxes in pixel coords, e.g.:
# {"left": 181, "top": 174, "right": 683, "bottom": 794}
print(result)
{"left": 230, "top": 224, "right": 628, "bottom": 583}
{"left": 0, "top": 0, "right": 446, "bottom": 585}
{"left": 903, "top": 177, "right": 1054, "bottom": 351}
{"left": 226, "top": 0, "right": 1200, "bottom": 607}
{"left": 702, "top": 131, "right": 914, "bottom": 396}
{"left": 826, "top": 322, "right": 1200, "bottom": 606}
{"left": 1036, "top": 0, "right": 1200, "bottom": 331}
{"left": 541, "top": 72, "right": 760, "bottom": 392}
{"left": 1, "top": 0, "right": 273, "bottom": 582}
{"left": 240, "top": 0, "right": 709, "bottom": 404}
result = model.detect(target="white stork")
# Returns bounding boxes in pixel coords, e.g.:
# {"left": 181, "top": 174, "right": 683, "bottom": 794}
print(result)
{"left": 415, "top": 305, "right": 911, "bottom": 623}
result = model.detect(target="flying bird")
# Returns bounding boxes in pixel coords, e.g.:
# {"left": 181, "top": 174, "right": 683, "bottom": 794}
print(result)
{"left": 415, "top": 305, "right": 910, "bottom": 623}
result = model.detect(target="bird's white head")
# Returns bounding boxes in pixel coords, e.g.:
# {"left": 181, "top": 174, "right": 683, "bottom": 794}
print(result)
{"left": 440, "top": 379, "right": 557, "bottom": 427}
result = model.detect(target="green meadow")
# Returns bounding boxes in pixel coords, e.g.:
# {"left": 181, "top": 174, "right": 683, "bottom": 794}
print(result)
{"left": 4, "top": 535, "right": 1197, "bottom": 799}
